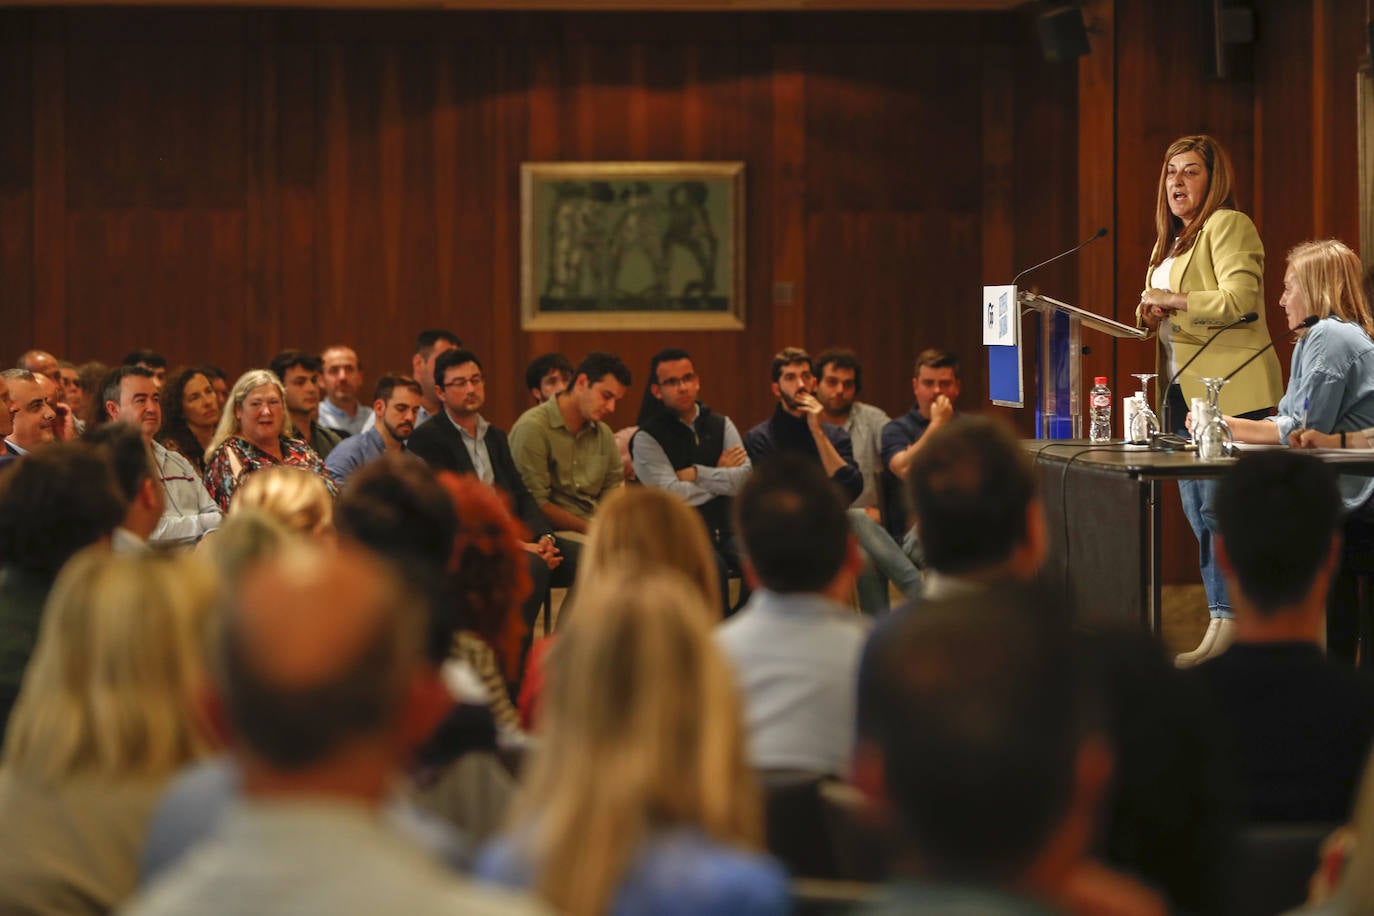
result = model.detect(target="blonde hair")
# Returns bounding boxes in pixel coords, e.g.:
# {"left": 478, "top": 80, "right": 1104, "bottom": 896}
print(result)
{"left": 571, "top": 486, "right": 722, "bottom": 621}
{"left": 509, "top": 568, "right": 761, "bottom": 915}
{"left": 3, "top": 548, "right": 219, "bottom": 782}
{"left": 1150, "top": 134, "right": 1238, "bottom": 269}
{"left": 205, "top": 369, "right": 295, "bottom": 461}
{"left": 231, "top": 466, "right": 333, "bottom": 536}
{"left": 1286, "top": 239, "right": 1374, "bottom": 339}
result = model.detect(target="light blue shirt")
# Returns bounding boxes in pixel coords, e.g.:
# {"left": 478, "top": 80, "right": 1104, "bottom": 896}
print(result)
{"left": 318, "top": 398, "right": 376, "bottom": 437}
{"left": 629, "top": 406, "right": 751, "bottom": 508}
{"left": 715, "top": 589, "right": 870, "bottom": 774}
{"left": 1266, "top": 317, "right": 1374, "bottom": 511}
{"left": 325, "top": 427, "right": 418, "bottom": 489}
{"left": 449, "top": 412, "right": 494, "bottom": 485}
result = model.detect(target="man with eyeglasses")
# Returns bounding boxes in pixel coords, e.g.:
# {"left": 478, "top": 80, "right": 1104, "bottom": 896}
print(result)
{"left": 407, "top": 348, "right": 576, "bottom": 638}
{"left": 631, "top": 348, "right": 751, "bottom": 614}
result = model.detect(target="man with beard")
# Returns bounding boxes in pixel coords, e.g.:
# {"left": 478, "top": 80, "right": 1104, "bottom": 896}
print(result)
{"left": 744, "top": 347, "right": 919, "bottom": 613}
{"left": 324, "top": 375, "right": 425, "bottom": 490}
{"left": 409, "top": 350, "right": 574, "bottom": 639}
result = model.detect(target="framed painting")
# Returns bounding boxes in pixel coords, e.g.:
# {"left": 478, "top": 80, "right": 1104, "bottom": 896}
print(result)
{"left": 520, "top": 161, "right": 745, "bottom": 331}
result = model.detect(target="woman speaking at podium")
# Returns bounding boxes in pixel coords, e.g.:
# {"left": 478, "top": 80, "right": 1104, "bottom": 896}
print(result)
{"left": 1136, "top": 135, "right": 1283, "bottom": 667}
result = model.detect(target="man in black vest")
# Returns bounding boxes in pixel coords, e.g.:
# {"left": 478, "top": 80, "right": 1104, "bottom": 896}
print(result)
{"left": 406, "top": 348, "right": 576, "bottom": 644}
{"left": 630, "top": 349, "right": 752, "bottom": 614}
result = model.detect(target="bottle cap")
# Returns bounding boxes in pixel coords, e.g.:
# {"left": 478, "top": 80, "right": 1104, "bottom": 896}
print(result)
{"left": 1094, "top": 376, "right": 1108, "bottom": 385}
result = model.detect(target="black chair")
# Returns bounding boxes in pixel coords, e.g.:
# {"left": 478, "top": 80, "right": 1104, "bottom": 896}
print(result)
{"left": 758, "top": 769, "right": 841, "bottom": 879}
{"left": 1223, "top": 821, "right": 1336, "bottom": 916}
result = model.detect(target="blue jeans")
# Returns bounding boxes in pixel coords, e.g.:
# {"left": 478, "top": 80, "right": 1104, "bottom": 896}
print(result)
{"left": 1168, "top": 386, "right": 1271, "bottom": 620}
{"left": 850, "top": 508, "right": 923, "bottom": 614}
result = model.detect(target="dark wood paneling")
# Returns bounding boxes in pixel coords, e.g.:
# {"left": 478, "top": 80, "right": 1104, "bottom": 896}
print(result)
{"left": 4, "top": 7, "right": 1074, "bottom": 434}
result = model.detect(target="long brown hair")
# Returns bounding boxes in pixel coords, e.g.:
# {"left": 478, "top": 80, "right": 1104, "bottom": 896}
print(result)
{"left": 508, "top": 568, "right": 763, "bottom": 915}
{"left": 1149, "top": 134, "right": 1238, "bottom": 269}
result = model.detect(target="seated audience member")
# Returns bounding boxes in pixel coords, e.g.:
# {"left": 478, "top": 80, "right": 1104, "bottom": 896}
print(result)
{"left": 1194, "top": 450, "right": 1374, "bottom": 822}
{"left": 743, "top": 347, "right": 916, "bottom": 613}
{"left": 814, "top": 347, "right": 889, "bottom": 517}
{"left": 438, "top": 474, "right": 533, "bottom": 746}
{"left": 476, "top": 568, "right": 790, "bottom": 916}
{"left": 318, "top": 345, "right": 376, "bottom": 437}
{"left": 36, "top": 368, "right": 76, "bottom": 442}
{"left": 202, "top": 369, "right": 336, "bottom": 512}
{"left": 325, "top": 374, "right": 423, "bottom": 489}
{"left": 334, "top": 458, "right": 515, "bottom": 848}
{"left": 0, "top": 549, "right": 218, "bottom": 915}
{"left": 231, "top": 467, "right": 335, "bottom": 539}
{"left": 56, "top": 360, "right": 85, "bottom": 429}
{"left": 510, "top": 351, "right": 630, "bottom": 538}
{"left": 411, "top": 329, "right": 462, "bottom": 426}
{"left": 83, "top": 423, "right": 166, "bottom": 553}
{"left": 903, "top": 415, "right": 1046, "bottom": 601}
{"left": 122, "top": 544, "right": 543, "bottom": 916}
{"left": 518, "top": 486, "right": 723, "bottom": 730}
{"left": 93, "top": 365, "right": 223, "bottom": 548}
{"left": 631, "top": 348, "right": 751, "bottom": 615}
{"left": 1079, "top": 628, "right": 1234, "bottom": 915}
{"left": 122, "top": 349, "right": 168, "bottom": 387}
{"left": 268, "top": 349, "right": 342, "bottom": 460}
{"left": 523, "top": 352, "right": 573, "bottom": 405}
{"left": 0, "top": 444, "right": 125, "bottom": 737}
{"left": 17, "top": 348, "right": 59, "bottom": 382}
{"left": 1299, "top": 752, "right": 1374, "bottom": 913}
{"left": 202, "top": 364, "right": 229, "bottom": 408}
{"left": 881, "top": 347, "right": 960, "bottom": 540}
{"left": 159, "top": 366, "right": 223, "bottom": 475}
{"left": 2, "top": 369, "right": 58, "bottom": 456}
{"left": 715, "top": 454, "right": 868, "bottom": 776}
{"left": 854, "top": 589, "right": 1164, "bottom": 915}
{"left": 407, "top": 351, "right": 572, "bottom": 639}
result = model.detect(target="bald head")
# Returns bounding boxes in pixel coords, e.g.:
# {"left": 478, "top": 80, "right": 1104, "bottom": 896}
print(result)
{"left": 18, "top": 350, "right": 59, "bottom": 382}
{"left": 219, "top": 543, "right": 426, "bottom": 770}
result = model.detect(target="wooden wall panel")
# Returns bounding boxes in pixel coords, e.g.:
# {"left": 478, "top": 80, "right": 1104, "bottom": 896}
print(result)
{"left": 2, "top": 6, "right": 1073, "bottom": 433}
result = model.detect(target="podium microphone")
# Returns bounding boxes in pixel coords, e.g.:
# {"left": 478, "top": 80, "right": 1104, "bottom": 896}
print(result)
{"left": 1011, "top": 227, "right": 1108, "bottom": 287}
{"left": 1155, "top": 311, "right": 1259, "bottom": 418}
{"left": 1222, "top": 315, "right": 1319, "bottom": 383}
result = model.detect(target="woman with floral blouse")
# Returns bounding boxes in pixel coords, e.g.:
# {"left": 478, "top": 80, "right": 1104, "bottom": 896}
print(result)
{"left": 203, "top": 369, "right": 337, "bottom": 512}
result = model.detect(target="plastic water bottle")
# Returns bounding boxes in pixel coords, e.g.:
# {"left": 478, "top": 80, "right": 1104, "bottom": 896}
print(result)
{"left": 1089, "top": 376, "right": 1112, "bottom": 443}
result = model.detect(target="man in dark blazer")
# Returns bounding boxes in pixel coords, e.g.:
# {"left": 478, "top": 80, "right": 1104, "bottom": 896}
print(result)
{"left": 406, "top": 348, "right": 577, "bottom": 642}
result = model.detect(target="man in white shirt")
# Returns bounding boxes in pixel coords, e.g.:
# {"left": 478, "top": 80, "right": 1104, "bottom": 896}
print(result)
{"left": 96, "top": 365, "right": 221, "bottom": 548}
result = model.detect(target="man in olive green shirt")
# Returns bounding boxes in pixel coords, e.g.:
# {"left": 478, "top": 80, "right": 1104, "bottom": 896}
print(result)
{"left": 509, "top": 352, "right": 631, "bottom": 536}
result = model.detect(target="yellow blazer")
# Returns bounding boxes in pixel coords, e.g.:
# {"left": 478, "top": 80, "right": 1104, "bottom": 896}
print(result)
{"left": 1137, "top": 208, "right": 1283, "bottom": 416}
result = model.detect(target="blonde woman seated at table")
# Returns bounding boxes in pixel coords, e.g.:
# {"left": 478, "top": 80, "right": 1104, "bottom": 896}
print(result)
{"left": 0, "top": 549, "right": 218, "bottom": 915}
{"left": 1211, "top": 240, "right": 1374, "bottom": 511}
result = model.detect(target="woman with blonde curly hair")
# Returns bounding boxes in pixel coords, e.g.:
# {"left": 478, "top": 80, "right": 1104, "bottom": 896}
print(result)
{"left": 0, "top": 548, "right": 219, "bottom": 914}
{"left": 517, "top": 486, "right": 721, "bottom": 728}
{"left": 202, "top": 369, "right": 336, "bottom": 512}
{"left": 476, "top": 567, "right": 788, "bottom": 916}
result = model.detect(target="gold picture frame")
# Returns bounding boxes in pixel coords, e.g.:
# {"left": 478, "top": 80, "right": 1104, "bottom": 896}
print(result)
{"left": 520, "top": 161, "right": 746, "bottom": 331}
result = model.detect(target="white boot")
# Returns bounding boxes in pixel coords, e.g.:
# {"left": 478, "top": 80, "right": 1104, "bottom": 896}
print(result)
{"left": 1175, "top": 617, "right": 1222, "bottom": 669}
{"left": 1197, "top": 618, "right": 1237, "bottom": 662}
